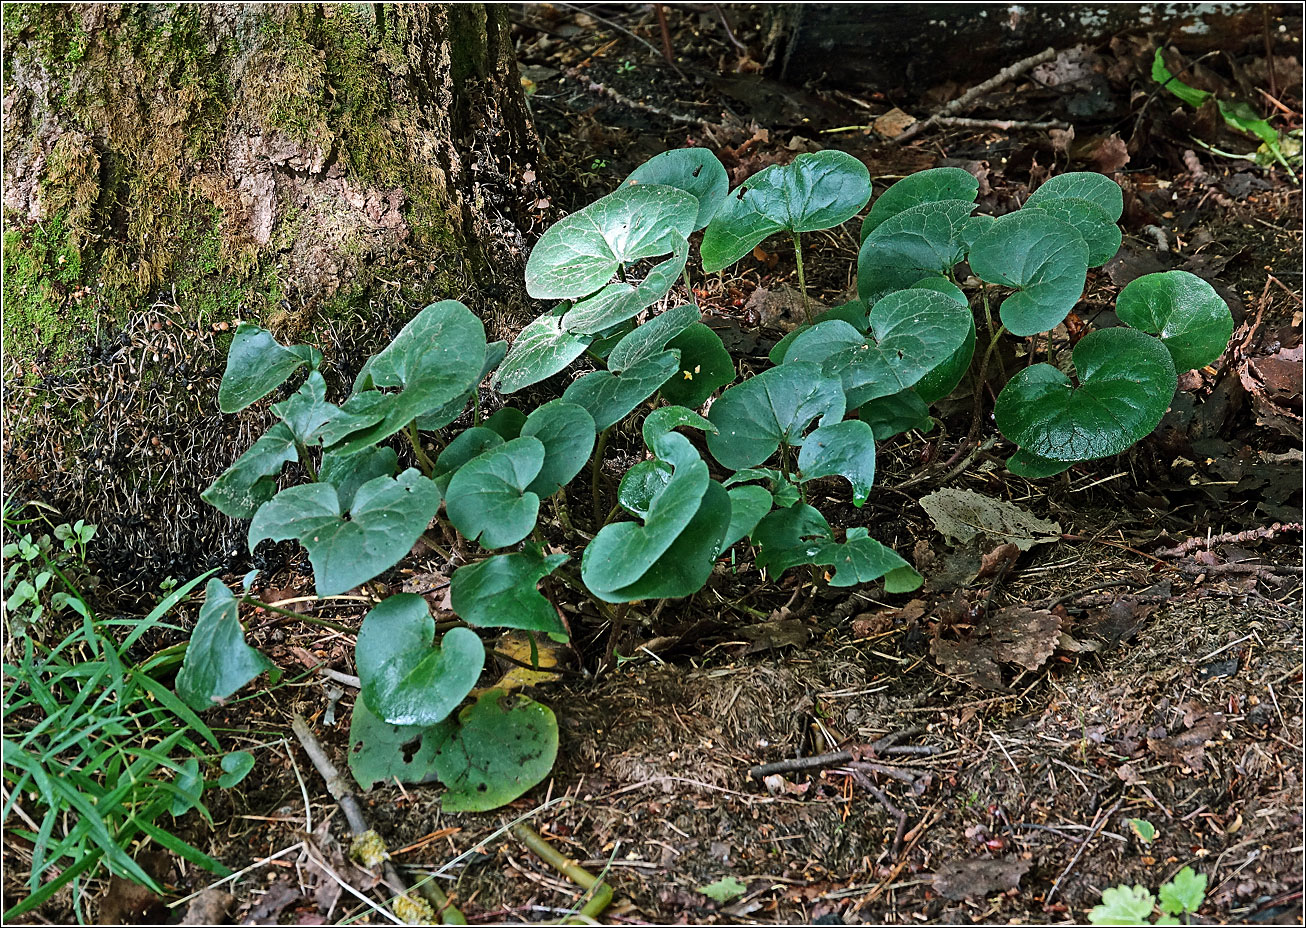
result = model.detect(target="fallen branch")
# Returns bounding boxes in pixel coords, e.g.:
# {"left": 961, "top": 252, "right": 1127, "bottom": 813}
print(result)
{"left": 291, "top": 714, "right": 467, "bottom": 925}
{"left": 895, "top": 46, "right": 1060, "bottom": 142}
{"left": 1155, "top": 522, "right": 1301, "bottom": 557}
{"left": 933, "top": 116, "right": 1070, "bottom": 131}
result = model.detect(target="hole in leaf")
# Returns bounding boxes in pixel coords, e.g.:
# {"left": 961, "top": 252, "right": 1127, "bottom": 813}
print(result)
{"left": 400, "top": 736, "right": 422, "bottom": 763}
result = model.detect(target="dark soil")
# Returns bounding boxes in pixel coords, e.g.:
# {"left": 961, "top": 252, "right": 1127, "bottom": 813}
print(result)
{"left": 4, "top": 5, "right": 1302, "bottom": 926}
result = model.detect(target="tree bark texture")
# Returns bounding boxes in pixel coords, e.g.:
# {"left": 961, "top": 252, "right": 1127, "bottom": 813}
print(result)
{"left": 2, "top": 3, "right": 544, "bottom": 588}
{"left": 769, "top": 3, "right": 1279, "bottom": 92}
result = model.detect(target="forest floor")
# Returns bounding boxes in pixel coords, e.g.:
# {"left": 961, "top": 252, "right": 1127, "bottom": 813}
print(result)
{"left": 6, "top": 5, "right": 1303, "bottom": 926}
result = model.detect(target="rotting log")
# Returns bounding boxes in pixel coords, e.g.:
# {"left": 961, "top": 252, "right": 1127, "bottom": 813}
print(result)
{"left": 2, "top": 3, "right": 545, "bottom": 590}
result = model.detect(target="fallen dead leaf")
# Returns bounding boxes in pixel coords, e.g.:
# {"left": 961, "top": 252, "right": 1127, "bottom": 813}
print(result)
{"left": 873, "top": 107, "right": 917, "bottom": 139}
{"left": 919, "top": 488, "right": 1061, "bottom": 551}
{"left": 932, "top": 856, "right": 1031, "bottom": 900}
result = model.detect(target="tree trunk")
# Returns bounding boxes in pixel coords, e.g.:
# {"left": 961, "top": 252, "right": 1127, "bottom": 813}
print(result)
{"left": 2, "top": 3, "right": 544, "bottom": 590}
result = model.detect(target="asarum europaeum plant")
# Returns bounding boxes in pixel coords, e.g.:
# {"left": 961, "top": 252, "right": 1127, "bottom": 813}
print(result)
{"left": 186, "top": 149, "right": 1233, "bottom": 810}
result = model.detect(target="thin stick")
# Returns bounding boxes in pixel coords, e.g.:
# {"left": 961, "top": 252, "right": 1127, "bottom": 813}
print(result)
{"left": 896, "top": 47, "right": 1059, "bottom": 143}
{"left": 290, "top": 714, "right": 467, "bottom": 924}
{"left": 1047, "top": 798, "right": 1123, "bottom": 902}
{"left": 933, "top": 116, "right": 1070, "bottom": 131}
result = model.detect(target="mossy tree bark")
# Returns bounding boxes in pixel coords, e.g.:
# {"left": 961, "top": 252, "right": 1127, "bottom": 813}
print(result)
{"left": 2, "top": 3, "right": 546, "bottom": 589}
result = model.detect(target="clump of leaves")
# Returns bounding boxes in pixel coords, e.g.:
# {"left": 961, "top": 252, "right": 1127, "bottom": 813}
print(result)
{"left": 191, "top": 147, "right": 1231, "bottom": 813}
{"left": 2, "top": 502, "right": 97, "bottom": 638}
{"left": 1089, "top": 866, "right": 1207, "bottom": 925}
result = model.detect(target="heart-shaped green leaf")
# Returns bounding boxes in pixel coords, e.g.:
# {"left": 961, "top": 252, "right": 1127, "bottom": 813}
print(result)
{"left": 315, "top": 392, "right": 393, "bottom": 454}
{"left": 658, "top": 323, "right": 735, "bottom": 409}
{"left": 451, "top": 550, "right": 570, "bottom": 635}
{"left": 176, "top": 580, "right": 275, "bottom": 711}
{"left": 415, "top": 340, "right": 508, "bottom": 431}
{"left": 769, "top": 300, "right": 870, "bottom": 365}
{"left": 707, "top": 362, "right": 845, "bottom": 471}
{"left": 995, "top": 327, "right": 1177, "bottom": 462}
{"left": 272, "top": 371, "right": 388, "bottom": 447}
{"left": 588, "top": 318, "right": 638, "bottom": 359}
{"left": 723, "top": 467, "right": 801, "bottom": 508}
{"left": 201, "top": 422, "right": 298, "bottom": 519}
{"left": 969, "top": 210, "right": 1089, "bottom": 336}
{"left": 722, "top": 484, "right": 773, "bottom": 549}
{"left": 217, "top": 751, "right": 256, "bottom": 789}
{"left": 812, "top": 528, "right": 921, "bottom": 590}
{"left": 626, "top": 148, "right": 730, "bottom": 230}
{"left": 483, "top": 406, "right": 528, "bottom": 440}
{"left": 798, "top": 420, "right": 877, "bottom": 505}
{"left": 526, "top": 184, "right": 698, "bottom": 299}
{"left": 168, "top": 758, "right": 204, "bottom": 816}
{"left": 1114, "top": 270, "right": 1233, "bottom": 372}
{"left": 1022, "top": 197, "right": 1121, "bottom": 266}
{"left": 218, "top": 325, "right": 322, "bottom": 413}
{"left": 1006, "top": 448, "right": 1072, "bottom": 478}
{"left": 594, "top": 479, "right": 731, "bottom": 602}
{"left": 347, "top": 696, "right": 447, "bottom": 791}
{"left": 608, "top": 303, "right": 701, "bottom": 372}
{"left": 701, "top": 150, "right": 871, "bottom": 272}
{"left": 1026, "top": 171, "right": 1123, "bottom": 222}
{"left": 496, "top": 308, "right": 594, "bottom": 394}
{"left": 357, "top": 595, "right": 485, "bottom": 726}
{"left": 642, "top": 405, "right": 717, "bottom": 447}
{"left": 444, "top": 437, "right": 545, "bottom": 548}
{"left": 561, "top": 238, "right": 689, "bottom": 334}
{"left": 903, "top": 278, "right": 975, "bottom": 404}
{"left": 618, "top": 459, "right": 673, "bottom": 517}
{"left": 248, "top": 469, "right": 442, "bottom": 596}
{"left": 317, "top": 445, "right": 398, "bottom": 511}
{"left": 582, "top": 432, "right": 709, "bottom": 597}
{"left": 859, "top": 389, "right": 933, "bottom": 441}
{"left": 796, "top": 288, "right": 972, "bottom": 408}
{"left": 562, "top": 351, "right": 681, "bottom": 430}
{"left": 861, "top": 167, "right": 979, "bottom": 240}
{"left": 857, "top": 199, "right": 977, "bottom": 304}
{"left": 431, "top": 690, "right": 558, "bottom": 812}
{"left": 519, "top": 401, "right": 595, "bottom": 497}
{"left": 433, "top": 427, "right": 504, "bottom": 495}
{"left": 751, "top": 503, "right": 833, "bottom": 577}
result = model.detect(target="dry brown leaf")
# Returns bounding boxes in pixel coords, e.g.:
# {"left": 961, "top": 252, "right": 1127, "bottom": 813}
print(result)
{"left": 1091, "top": 132, "right": 1131, "bottom": 173}
{"left": 919, "top": 488, "right": 1061, "bottom": 551}
{"left": 873, "top": 107, "right": 917, "bottom": 139}
{"left": 932, "top": 856, "right": 1031, "bottom": 900}
{"left": 980, "top": 607, "right": 1061, "bottom": 671}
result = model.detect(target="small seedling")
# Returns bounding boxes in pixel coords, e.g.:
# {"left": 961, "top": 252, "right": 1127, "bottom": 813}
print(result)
{"left": 1089, "top": 866, "right": 1207, "bottom": 925}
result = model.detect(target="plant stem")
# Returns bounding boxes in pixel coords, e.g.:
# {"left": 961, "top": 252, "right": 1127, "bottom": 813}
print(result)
{"left": 241, "top": 597, "right": 353, "bottom": 633}
{"left": 295, "top": 441, "right": 318, "bottom": 481}
{"left": 510, "top": 823, "right": 614, "bottom": 925}
{"left": 616, "top": 263, "right": 628, "bottom": 283}
{"left": 682, "top": 267, "right": 697, "bottom": 305}
{"left": 406, "top": 421, "right": 437, "bottom": 476}
{"left": 420, "top": 531, "right": 453, "bottom": 562}
{"left": 591, "top": 428, "right": 610, "bottom": 530}
{"left": 792, "top": 231, "right": 813, "bottom": 324}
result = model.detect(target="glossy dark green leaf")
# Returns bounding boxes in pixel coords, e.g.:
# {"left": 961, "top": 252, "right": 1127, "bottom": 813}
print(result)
{"left": 857, "top": 199, "right": 977, "bottom": 304}
{"left": 751, "top": 503, "right": 833, "bottom": 577}
{"left": 969, "top": 210, "right": 1089, "bottom": 336}
{"left": 608, "top": 303, "right": 701, "bottom": 372}
{"left": 356, "top": 594, "right": 485, "bottom": 727}
{"left": 316, "top": 392, "right": 392, "bottom": 453}
{"left": 561, "top": 351, "right": 680, "bottom": 430}
{"left": 169, "top": 758, "right": 204, "bottom": 816}
{"left": 581, "top": 432, "right": 709, "bottom": 597}
{"left": 444, "top": 437, "right": 545, "bottom": 549}
{"left": 769, "top": 301, "right": 869, "bottom": 365}
{"left": 658, "top": 323, "right": 735, "bottom": 409}
{"left": 796, "top": 288, "right": 972, "bottom": 408}
{"left": 1006, "top": 449, "right": 1072, "bottom": 479}
{"left": 317, "top": 445, "right": 398, "bottom": 511}
{"left": 995, "top": 327, "right": 1177, "bottom": 462}
{"left": 812, "top": 528, "right": 921, "bottom": 590}
{"left": 272, "top": 371, "right": 387, "bottom": 447}
{"left": 797, "top": 420, "right": 877, "bottom": 505}
{"left": 520, "top": 401, "right": 596, "bottom": 497}
{"left": 618, "top": 459, "right": 673, "bottom": 518}
{"left": 721, "top": 484, "right": 772, "bottom": 549}
{"left": 642, "top": 405, "right": 716, "bottom": 447}
{"left": 415, "top": 340, "right": 508, "bottom": 431}
{"left": 561, "top": 238, "right": 689, "bottom": 334}
{"left": 859, "top": 389, "right": 933, "bottom": 441}
{"left": 626, "top": 148, "right": 730, "bottom": 230}
{"left": 700, "top": 151, "right": 872, "bottom": 272}
{"left": 1026, "top": 171, "right": 1124, "bottom": 222}
{"left": 217, "top": 751, "right": 256, "bottom": 789}
{"left": 706, "top": 362, "right": 845, "bottom": 471}
{"left": 201, "top": 422, "right": 298, "bottom": 519}
{"left": 1114, "top": 271, "right": 1233, "bottom": 372}
{"left": 595, "top": 480, "right": 731, "bottom": 602}
{"left": 903, "top": 278, "right": 975, "bottom": 404}
{"left": 218, "top": 325, "right": 322, "bottom": 413}
{"left": 347, "top": 697, "right": 446, "bottom": 791}
{"left": 176, "top": 580, "right": 274, "bottom": 711}
{"left": 1022, "top": 197, "right": 1121, "bottom": 267}
{"left": 861, "top": 167, "right": 979, "bottom": 240}
{"left": 496, "top": 308, "right": 594, "bottom": 394}
{"left": 483, "top": 406, "right": 528, "bottom": 440}
{"left": 433, "top": 427, "right": 503, "bottom": 495}
{"left": 248, "top": 469, "right": 442, "bottom": 596}
{"left": 526, "top": 184, "right": 698, "bottom": 299}
{"left": 450, "top": 550, "right": 569, "bottom": 635}
{"left": 431, "top": 690, "right": 558, "bottom": 812}
{"left": 587, "top": 318, "right": 637, "bottom": 360}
